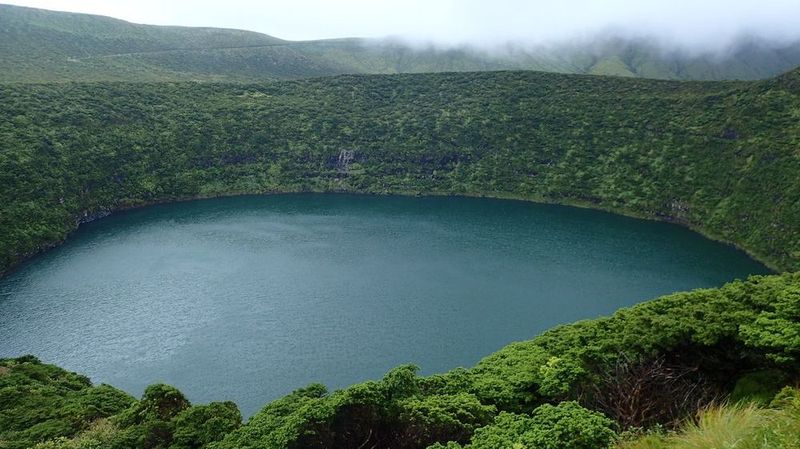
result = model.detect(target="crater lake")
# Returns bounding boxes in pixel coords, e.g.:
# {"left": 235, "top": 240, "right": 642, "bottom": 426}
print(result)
{"left": 0, "top": 194, "right": 770, "bottom": 416}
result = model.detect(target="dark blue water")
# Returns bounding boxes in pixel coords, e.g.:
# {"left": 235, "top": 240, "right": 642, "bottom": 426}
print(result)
{"left": 0, "top": 194, "right": 769, "bottom": 416}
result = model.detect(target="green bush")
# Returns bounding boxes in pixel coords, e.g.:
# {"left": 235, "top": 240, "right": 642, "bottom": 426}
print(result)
{"left": 730, "top": 370, "right": 790, "bottom": 405}
{"left": 214, "top": 365, "right": 495, "bottom": 449}
{"left": 0, "top": 357, "right": 134, "bottom": 449}
{"left": 430, "top": 402, "right": 617, "bottom": 449}
{"left": 170, "top": 402, "right": 242, "bottom": 449}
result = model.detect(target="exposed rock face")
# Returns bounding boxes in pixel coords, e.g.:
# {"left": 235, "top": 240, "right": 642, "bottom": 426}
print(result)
{"left": 80, "top": 209, "right": 112, "bottom": 224}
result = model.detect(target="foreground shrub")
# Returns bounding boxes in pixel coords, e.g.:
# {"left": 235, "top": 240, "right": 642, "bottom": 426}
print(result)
{"left": 0, "top": 357, "right": 134, "bottom": 449}
{"left": 170, "top": 402, "right": 242, "bottom": 449}
{"left": 429, "top": 401, "right": 617, "bottom": 449}
{"left": 32, "top": 419, "right": 119, "bottom": 449}
{"left": 466, "top": 273, "right": 800, "bottom": 415}
{"left": 213, "top": 365, "right": 495, "bottom": 449}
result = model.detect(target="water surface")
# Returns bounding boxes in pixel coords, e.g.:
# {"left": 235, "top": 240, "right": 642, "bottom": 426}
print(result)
{"left": 0, "top": 194, "right": 769, "bottom": 416}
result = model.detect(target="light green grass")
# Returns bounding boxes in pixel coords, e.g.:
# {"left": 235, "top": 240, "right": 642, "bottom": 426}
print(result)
{"left": 619, "top": 388, "right": 800, "bottom": 449}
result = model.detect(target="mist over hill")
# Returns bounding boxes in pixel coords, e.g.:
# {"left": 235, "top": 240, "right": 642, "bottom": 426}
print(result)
{"left": 2, "top": 3, "right": 800, "bottom": 83}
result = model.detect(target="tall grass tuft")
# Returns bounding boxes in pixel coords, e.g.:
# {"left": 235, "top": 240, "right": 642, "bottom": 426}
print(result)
{"left": 618, "top": 390, "right": 800, "bottom": 449}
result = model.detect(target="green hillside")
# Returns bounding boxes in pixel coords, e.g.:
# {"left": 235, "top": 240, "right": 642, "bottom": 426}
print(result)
{"left": 1, "top": 69, "right": 799, "bottom": 277}
{"left": 2, "top": 4, "right": 800, "bottom": 82}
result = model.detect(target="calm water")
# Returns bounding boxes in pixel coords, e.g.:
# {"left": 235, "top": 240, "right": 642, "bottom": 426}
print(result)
{"left": 0, "top": 194, "right": 769, "bottom": 416}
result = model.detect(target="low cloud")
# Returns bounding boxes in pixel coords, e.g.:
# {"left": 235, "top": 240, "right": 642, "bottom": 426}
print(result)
{"left": 6, "top": 0, "right": 800, "bottom": 51}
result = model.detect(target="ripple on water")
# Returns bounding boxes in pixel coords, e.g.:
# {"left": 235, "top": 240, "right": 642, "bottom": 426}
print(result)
{"left": 0, "top": 194, "right": 770, "bottom": 417}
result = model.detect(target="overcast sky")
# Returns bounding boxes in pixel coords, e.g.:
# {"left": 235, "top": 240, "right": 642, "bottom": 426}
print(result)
{"left": 5, "top": 0, "right": 800, "bottom": 49}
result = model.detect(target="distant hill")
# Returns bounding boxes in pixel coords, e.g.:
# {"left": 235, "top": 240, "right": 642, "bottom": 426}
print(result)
{"left": 2, "top": 3, "right": 800, "bottom": 83}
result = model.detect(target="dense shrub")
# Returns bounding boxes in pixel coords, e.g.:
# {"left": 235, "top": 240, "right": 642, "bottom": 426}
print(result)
{"left": 1, "top": 69, "right": 799, "bottom": 278}
{"left": 211, "top": 365, "right": 495, "bottom": 449}
{"left": 170, "top": 402, "right": 242, "bottom": 449}
{"left": 0, "top": 357, "right": 134, "bottom": 449}
{"left": 429, "top": 402, "right": 617, "bottom": 449}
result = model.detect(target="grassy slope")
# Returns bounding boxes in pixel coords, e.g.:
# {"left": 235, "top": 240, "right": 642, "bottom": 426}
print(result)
{"left": 3, "top": 4, "right": 800, "bottom": 83}
{"left": 1, "top": 69, "right": 799, "bottom": 276}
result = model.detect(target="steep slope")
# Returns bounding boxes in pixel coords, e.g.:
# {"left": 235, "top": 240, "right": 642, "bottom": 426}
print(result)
{"left": 1, "top": 69, "right": 799, "bottom": 276}
{"left": 2, "top": 4, "right": 800, "bottom": 82}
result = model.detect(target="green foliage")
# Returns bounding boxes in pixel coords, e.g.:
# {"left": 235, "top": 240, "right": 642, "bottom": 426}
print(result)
{"left": 213, "top": 365, "right": 494, "bottom": 449}
{"left": 101, "top": 384, "right": 243, "bottom": 449}
{"left": 738, "top": 281, "right": 800, "bottom": 363}
{"left": 397, "top": 394, "right": 496, "bottom": 447}
{"left": 536, "top": 356, "right": 586, "bottom": 397}
{"left": 0, "top": 360, "right": 244, "bottom": 449}
{"left": 617, "top": 390, "right": 800, "bottom": 449}
{"left": 431, "top": 402, "right": 617, "bottom": 449}
{"left": 170, "top": 402, "right": 242, "bottom": 449}
{"left": 0, "top": 357, "right": 135, "bottom": 449}
{"left": 730, "top": 370, "right": 791, "bottom": 405}
{"left": 1, "top": 69, "right": 799, "bottom": 278}
{"left": 31, "top": 419, "right": 122, "bottom": 449}
{"left": 116, "top": 384, "right": 191, "bottom": 426}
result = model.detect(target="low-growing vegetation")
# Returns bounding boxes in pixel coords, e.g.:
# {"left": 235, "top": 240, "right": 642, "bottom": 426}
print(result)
{"left": 617, "top": 387, "right": 800, "bottom": 449}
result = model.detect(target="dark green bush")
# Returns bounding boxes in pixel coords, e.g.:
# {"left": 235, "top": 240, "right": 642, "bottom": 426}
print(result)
{"left": 170, "top": 402, "right": 242, "bottom": 449}
{"left": 429, "top": 402, "right": 616, "bottom": 449}
{"left": 0, "top": 357, "right": 134, "bottom": 449}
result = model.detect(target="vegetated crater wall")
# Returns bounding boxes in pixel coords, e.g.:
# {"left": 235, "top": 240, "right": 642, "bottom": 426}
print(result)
{"left": 0, "top": 69, "right": 798, "bottom": 276}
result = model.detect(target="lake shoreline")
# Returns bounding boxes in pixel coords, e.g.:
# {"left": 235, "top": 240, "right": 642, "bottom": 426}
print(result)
{"left": 1, "top": 187, "right": 778, "bottom": 281}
